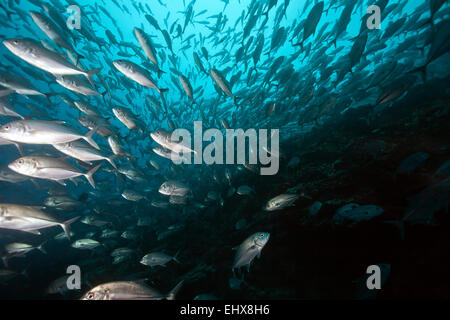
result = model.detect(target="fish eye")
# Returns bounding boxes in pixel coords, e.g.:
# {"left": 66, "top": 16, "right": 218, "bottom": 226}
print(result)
{"left": 87, "top": 292, "right": 94, "bottom": 299}
{"left": 18, "top": 159, "right": 24, "bottom": 164}
{"left": 13, "top": 40, "right": 19, "bottom": 45}
{"left": 259, "top": 233, "right": 264, "bottom": 237}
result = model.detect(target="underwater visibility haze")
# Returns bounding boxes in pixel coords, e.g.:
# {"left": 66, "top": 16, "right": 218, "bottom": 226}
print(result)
{"left": 0, "top": 0, "right": 449, "bottom": 300}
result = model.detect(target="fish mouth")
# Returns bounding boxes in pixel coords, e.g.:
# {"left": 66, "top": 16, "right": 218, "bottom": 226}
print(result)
{"left": 2, "top": 40, "right": 14, "bottom": 51}
{"left": 80, "top": 293, "right": 92, "bottom": 300}
{"left": 150, "top": 132, "right": 158, "bottom": 141}
{"left": 29, "top": 12, "right": 39, "bottom": 19}
{"left": 256, "top": 234, "right": 270, "bottom": 246}
{"left": 255, "top": 241, "right": 265, "bottom": 248}
{"left": 7, "top": 162, "right": 18, "bottom": 172}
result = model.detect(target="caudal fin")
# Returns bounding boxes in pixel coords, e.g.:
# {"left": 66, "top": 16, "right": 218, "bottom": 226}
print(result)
{"left": 407, "top": 65, "right": 427, "bottom": 83}
{"left": 106, "top": 155, "right": 118, "bottom": 169}
{"left": 0, "top": 89, "right": 13, "bottom": 97}
{"left": 157, "top": 69, "right": 166, "bottom": 78}
{"left": 84, "top": 164, "right": 102, "bottom": 189}
{"left": 292, "top": 40, "right": 304, "bottom": 50}
{"left": 173, "top": 250, "right": 181, "bottom": 264}
{"left": 383, "top": 219, "right": 405, "bottom": 241}
{"left": 166, "top": 280, "right": 184, "bottom": 300}
{"left": 233, "top": 96, "right": 240, "bottom": 107}
{"left": 37, "top": 241, "right": 48, "bottom": 255}
{"left": 2, "top": 256, "right": 9, "bottom": 268}
{"left": 158, "top": 89, "right": 169, "bottom": 110}
{"left": 83, "top": 127, "right": 99, "bottom": 150}
{"left": 44, "top": 92, "right": 57, "bottom": 104}
{"left": 331, "top": 38, "right": 337, "bottom": 48}
{"left": 75, "top": 52, "right": 85, "bottom": 66}
{"left": 5, "top": 9, "right": 15, "bottom": 20}
{"left": 100, "top": 90, "right": 108, "bottom": 105}
{"left": 59, "top": 216, "right": 80, "bottom": 241}
{"left": 13, "top": 143, "right": 24, "bottom": 156}
{"left": 84, "top": 68, "right": 102, "bottom": 89}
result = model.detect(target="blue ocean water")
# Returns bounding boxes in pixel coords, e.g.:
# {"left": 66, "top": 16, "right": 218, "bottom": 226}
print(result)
{"left": 0, "top": 0, "right": 449, "bottom": 300}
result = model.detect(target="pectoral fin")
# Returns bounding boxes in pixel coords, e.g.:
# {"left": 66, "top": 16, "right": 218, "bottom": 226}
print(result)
{"left": 23, "top": 229, "right": 41, "bottom": 235}
{"left": 54, "top": 180, "right": 67, "bottom": 186}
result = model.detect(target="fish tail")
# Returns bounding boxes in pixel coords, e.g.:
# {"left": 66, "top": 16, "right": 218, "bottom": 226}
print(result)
{"left": 407, "top": 65, "right": 427, "bottom": 83}
{"left": 418, "top": 46, "right": 426, "bottom": 57}
{"left": 59, "top": 216, "right": 80, "bottom": 241}
{"left": 84, "top": 67, "right": 102, "bottom": 89}
{"left": 121, "top": 131, "right": 132, "bottom": 141}
{"left": 5, "top": 9, "right": 15, "bottom": 20}
{"left": 13, "top": 143, "right": 24, "bottom": 156}
{"left": 106, "top": 155, "right": 118, "bottom": 169}
{"left": 37, "top": 241, "right": 48, "bottom": 255}
{"left": 157, "top": 68, "right": 166, "bottom": 78}
{"left": 233, "top": 96, "right": 240, "bottom": 107}
{"left": 158, "top": 89, "right": 169, "bottom": 109}
{"left": 173, "top": 250, "right": 181, "bottom": 264}
{"left": 83, "top": 127, "right": 99, "bottom": 150}
{"left": 383, "top": 218, "right": 406, "bottom": 241}
{"left": 21, "top": 267, "right": 30, "bottom": 280}
{"left": 115, "top": 171, "right": 126, "bottom": 183}
{"left": 75, "top": 51, "right": 85, "bottom": 66}
{"left": 2, "top": 256, "right": 9, "bottom": 268}
{"left": 292, "top": 40, "right": 304, "bottom": 50}
{"left": 84, "top": 164, "right": 102, "bottom": 189}
{"left": 0, "top": 89, "right": 13, "bottom": 98}
{"left": 100, "top": 90, "right": 108, "bottom": 104}
{"left": 44, "top": 92, "right": 57, "bottom": 104}
{"left": 349, "top": 34, "right": 360, "bottom": 42}
{"left": 332, "top": 38, "right": 337, "bottom": 48}
{"left": 166, "top": 280, "right": 184, "bottom": 300}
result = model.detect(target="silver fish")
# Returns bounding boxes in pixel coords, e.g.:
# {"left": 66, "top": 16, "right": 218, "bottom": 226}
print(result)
{"left": 3, "top": 38, "right": 100, "bottom": 87}
{"left": 113, "top": 59, "right": 167, "bottom": 94}
{"left": 134, "top": 27, "right": 164, "bottom": 77}
{"left": 0, "top": 120, "right": 99, "bottom": 150}
{"left": 8, "top": 156, "right": 101, "bottom": 188}
{"left": 159, "top": 180, "right": 190, "bottom": 197}
{"left": 81, "top": 280, "right": 183, "bottom": 300}
{"left": 53, "top": 140, "right": 117, "bottom": 169}
{"left": 0, "top": 203, "right": 78, "bottom": 239}
{"left": 232, "top": 232, "right": 270, "bottom": 272}
{"left": 264, "top": 194, "right": 299, "bottom": 211}
{"left": 140, "top": 252, "right": 180, "bottom": 267}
